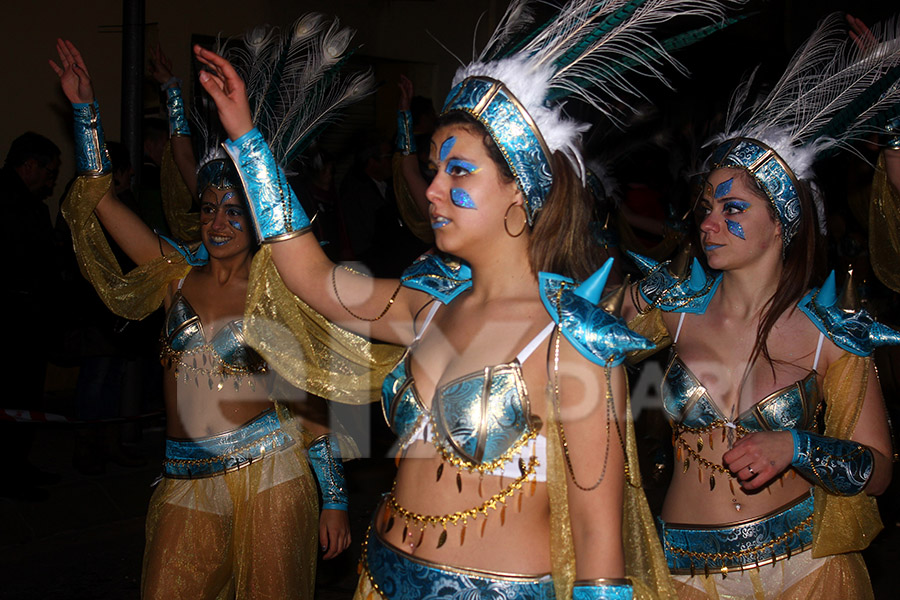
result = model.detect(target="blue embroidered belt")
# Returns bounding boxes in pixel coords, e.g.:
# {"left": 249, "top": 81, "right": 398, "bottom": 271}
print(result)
{"left": 361, "top": 525, "right": 556, "bottom": 600}
{"left": 659, "top": 490, "right": 814, "bottom": 577}
{"left": 163, "top": 409, "right": 294, "bottom": 479}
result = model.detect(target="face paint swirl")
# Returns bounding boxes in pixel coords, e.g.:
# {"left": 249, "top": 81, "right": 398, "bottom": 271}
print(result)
{"left": 446, "top": 159, "right": 480, "bottom": 210}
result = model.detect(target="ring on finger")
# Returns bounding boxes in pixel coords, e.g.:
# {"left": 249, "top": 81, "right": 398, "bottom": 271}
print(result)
{"left": 747, "top": 466, "right": 755, "bottom": 475}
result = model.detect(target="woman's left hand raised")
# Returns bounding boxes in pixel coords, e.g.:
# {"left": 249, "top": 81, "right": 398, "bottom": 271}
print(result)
{"left": 319, "top": 509, "right": 351, "bottom": 560}
{"left": 49, "top": 39, "right": 94, "bottom": 104}
{"left": 193, "top": 45, "right": 253, "bottom": 141}
{"left": 723, "top": 431, "right": 794, "bottom": 490}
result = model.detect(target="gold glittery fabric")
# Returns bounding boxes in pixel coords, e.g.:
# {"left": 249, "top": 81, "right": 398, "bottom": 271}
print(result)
{"left": 60, "top": 174, "right": 191, "bottom": 320}
{"left": 627, "top": 307, "right": 673, "bottom": 365}
{"left": 244, "top": 244, "right": 404, "bottom": 405}
{"left": 142, "top": 410, "right": 319, "bottom": 600}
{"left": 161, "top": 142, "right": 200, "bottom": 242}
{"left": 869, "top": 153, "right": 900, "bottom": 293}
{"left": 670, "top": 550, "right": 872, "bottom": 600}
{"left": 392, "top": 155, "right": 434, "bottom": 244}
{"left": 812, "top": 353, "right": 882, "bottom": 557}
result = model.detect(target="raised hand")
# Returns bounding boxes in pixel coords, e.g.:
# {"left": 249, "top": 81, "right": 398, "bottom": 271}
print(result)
{"left": 49, "top": 38, "right": 94, "bottom": 104}
{"left": 193, "top": 45, "right": 253, "bottom": 141}
{"left": 149, "top": 42, "right": 176, "bottom": 86}
{"left": 398, "top": 74, "right": 413, "bottom": 111}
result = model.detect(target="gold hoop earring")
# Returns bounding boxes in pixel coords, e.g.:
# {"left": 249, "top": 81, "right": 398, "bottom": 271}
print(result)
{"left": 504, "top": 203, "right": 528, "bottom": 237}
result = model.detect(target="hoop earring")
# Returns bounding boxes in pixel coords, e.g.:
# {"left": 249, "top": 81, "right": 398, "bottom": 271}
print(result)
{"left": 504, "top": 203, "right": 528, "bottom": 237}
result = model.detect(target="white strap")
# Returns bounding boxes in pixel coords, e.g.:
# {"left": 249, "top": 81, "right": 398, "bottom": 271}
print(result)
{"left": 813, "top": 332, "right": 825, "bottom": 372}
{"left": 176, "top": 277, "right": 186, "bottom": 290}
{"left": 415, "top": 302, "right": 442, "bottom": 342}
{"left": 674, "top": 312, "right": 686, "bottom": 344}
{"left": 516, "top": 322, "right": 556, "bottom": 364}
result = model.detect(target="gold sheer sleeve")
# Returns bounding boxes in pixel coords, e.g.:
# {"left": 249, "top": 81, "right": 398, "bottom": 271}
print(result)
{"left": 392, "top": 154, "right": 434, "bottom": 244}
{"left": 244, "top": 245, "right": 404, "bottom": 405}
{"left": 60, "top": 174, "right": 191, "bottom": 320}
{"left": 160, "top": 142, "right": 200, "bottom": 243}
{"left": 811, "top": 352, "right": 884, "bottom": 557}
{"left": 870, "top": 153, "right": 900, "bottom": 293}
{"left": 546, "top": 378, "right": 676, "bottom": 600}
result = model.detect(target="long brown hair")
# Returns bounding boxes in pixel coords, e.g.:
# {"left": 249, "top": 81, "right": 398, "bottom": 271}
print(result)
{"left": 436, "top": 111, "right": 602, "bottom": 280}
{"left": 740, "top": 170, "right": 826, "bottom": 371}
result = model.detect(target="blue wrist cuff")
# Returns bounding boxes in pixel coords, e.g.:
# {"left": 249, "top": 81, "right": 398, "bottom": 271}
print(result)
{"left": 222, "top": 127, "right": 310, "bottom": 242}
{"left": 396, "top": 110, "right": 416, "bottom": 155}
{"left": 789, "top": 429, "right": 800, "bottom": 464}
{"left": 72, "top": 100, "right": 112, "bottom": 176}
{"left": 572, "top": 580, "right": 633, "bottom": 600}
{"left": 307, "top": 434, "right": 348, "bottom": 511}
{"left": 165, "top": 86, "right": 191, "bottom": 137}
{"left": 790, "top": 430, "right": 873, "bottom": 496}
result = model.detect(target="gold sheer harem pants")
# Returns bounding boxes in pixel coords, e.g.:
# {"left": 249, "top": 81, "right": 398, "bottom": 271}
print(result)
{"left": 141, "top": 443, "right": 319, "bottom": 599}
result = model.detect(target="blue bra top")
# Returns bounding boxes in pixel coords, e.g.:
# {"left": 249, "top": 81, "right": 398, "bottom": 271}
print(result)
{"left": 381, "top": 302, "right": 554, "bottom": 473}
{"left": 661, "top": 314, "right": 821, "bottom": 433}
{"left": 161, "top": 282, "right": 266, "bottom": 377}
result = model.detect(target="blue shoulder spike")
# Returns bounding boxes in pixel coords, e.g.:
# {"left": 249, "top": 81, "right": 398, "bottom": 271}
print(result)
{"left": 689, "top": 257, "right": 706, "bottom": 291}
{"left": 626, "top": 251, "right": 658, "bottom": 275}
{"left": 628, "top": 251, "right": 721, "bottom": 314}
{"left": 798, "top": 283, "right": 900, "bottom": 357}
{"left": 818, "top": 271, "right": 837, "bottom": 307}
{"left": 574, "top": 257, "right": 613, "bottom": 303}
{"left": 539, "top": 271, "right": 653, "bottom": 367}
{"left": 400, "top": 253, "right": 472, "bottom": 304}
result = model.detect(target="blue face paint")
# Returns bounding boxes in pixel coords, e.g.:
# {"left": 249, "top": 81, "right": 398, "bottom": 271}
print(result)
{"left": 445, "top": 159, "right": 480, "bottom": 175}
{"left": 714, "top": 178, "right": 733, "bottom": 199}
{"left": 440, "top": 136, "right": 456, "bottom": 162}
{"left": 450, "top": 188, "right": 477, "bottom": 209}
{"left": 725, "top": 219, "right": 745, "bottom": 240}
{"left": 222, "top": 190, "right": 236, "bottom": 204}
{"left": 228, "top": 220, "right": 244, "bottom": 231}
{"left": 724, "top": 200, "right": 750, "bottom": 213}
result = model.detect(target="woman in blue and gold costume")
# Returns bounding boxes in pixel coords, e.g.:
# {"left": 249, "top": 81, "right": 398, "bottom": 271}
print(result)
{"left": 50, "top": 27, "right": 361, "bottom": 598}
{"left": 193, "top": 2, "right": 750, "bottom": 599}
{"left": 624, "top": 14, "right": 900, "bottom": 600}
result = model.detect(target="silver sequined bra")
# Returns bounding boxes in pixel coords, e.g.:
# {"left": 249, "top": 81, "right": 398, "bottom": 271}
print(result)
{"left": 161, "top": 290, "right": 267, "bottom": 378}
{"left": 381, "top": 302, "right": 554, "bottom": 474}
{"left": 662, "top": 350, "right": 819, "bottom": 432}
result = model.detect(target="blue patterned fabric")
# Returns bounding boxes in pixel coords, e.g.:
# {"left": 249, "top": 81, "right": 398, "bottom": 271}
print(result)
{"left": 396, "top": 110, "right": 416, "bottom": 155}
{"left": 538, "top": 272, "right": 653, "bottom": 367}
{"left": 224, "top": 128, "right": 310, "bottom": 242}
{"left": 663, "top": 353, "right": 819, "bottom": 433}
{"left": 629, "top": 252, "right": 721, "bottom": 314}
{"left": 797, "top": 272, "right": 900, "bottom": 356}
{"left": 790, "top": 430, "right": 874, "bottom": 496}
{"left": 710, "top": 138, "right": 801, "bottom": 249}
{"left": 572, "top": 582, "right": 632, "bottom": 600}
{"left": 307, "top": 434, "right": 348, "bottom": 510}
{"left": 659, "top": 491, "right": 815, "bottom": 575}
{"left": 165, "top": 86, "right": 192, "bottom": 137}
{"left": 400, "top": 253, "right": 473, "bottom": 304}
{"left": 197, "top": 159, "right": 240, "bottom": 194}
{"left": 163, "top": 410, "right": 293, "bottom": 479}
{"left": 72, "top": 100, "right": 112, "bottom": 176}
{"left": 442, "top": 77, "right": 552, "bottom": 225}
{"left": 364, "top": 527, "right": 555, "bottom": 599}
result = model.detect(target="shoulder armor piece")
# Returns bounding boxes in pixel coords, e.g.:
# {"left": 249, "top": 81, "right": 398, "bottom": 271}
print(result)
{"left": 159, "top": 235, "right": 209, "bottom": 266}
{"left": 539, "top": 259, "right": 654, "bottom": 367}
{"left": 400, "top": 253, "right": 472, "bottom": 304}
{"left": 798, "top": 271, "right": 900, "bottom": 356}
{"left": 628, "top": 251, "right": 721, "bottom": 314}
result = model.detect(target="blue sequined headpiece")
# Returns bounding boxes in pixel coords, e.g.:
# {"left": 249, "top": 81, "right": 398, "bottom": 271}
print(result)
{"left": 442, "top": 77, "right": 552, "bottom": 225}
{"left": 710, "top": 137, "right": 802, "bottom": 248}
{"left": 197, "top": 159, "right": 240, "bottom": 194}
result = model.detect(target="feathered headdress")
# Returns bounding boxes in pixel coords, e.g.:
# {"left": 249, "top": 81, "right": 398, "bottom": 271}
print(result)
{"left": 708, "top": 13, "right": 900, "bottom": 248}
{"left": 194, "top": 13, "right": 375, "bottom": 191}
{"left": 441, "top": 0, "right": 747, "bottom": 224}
